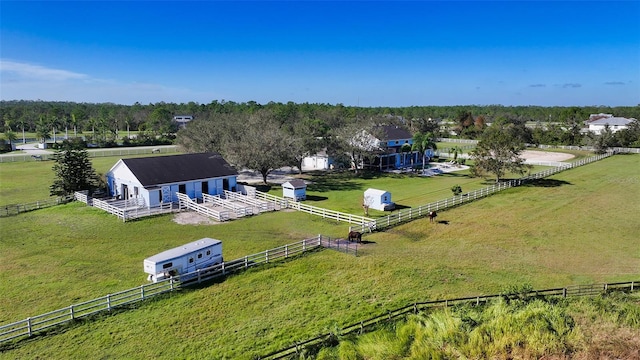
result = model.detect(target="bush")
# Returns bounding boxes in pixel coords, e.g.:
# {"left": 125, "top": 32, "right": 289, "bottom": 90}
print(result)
{"left": 451, "top": 184, "right": 462, "bottom": 196}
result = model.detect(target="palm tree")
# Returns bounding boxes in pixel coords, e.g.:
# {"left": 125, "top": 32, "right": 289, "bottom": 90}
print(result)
{"left": 411, "top": 132, "right": 437, "bottom": 172}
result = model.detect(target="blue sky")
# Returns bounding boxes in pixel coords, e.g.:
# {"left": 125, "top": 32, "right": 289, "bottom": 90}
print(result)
{"left": 1, "top": 1, "right": 639, "bottom": 107}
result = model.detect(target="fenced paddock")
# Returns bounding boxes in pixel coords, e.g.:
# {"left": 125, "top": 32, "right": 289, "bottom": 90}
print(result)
{"left": 0, "top": 145, "right": 179, "bottom": 163}
{"left": 350, "top": 151, "right": 614, "bottom": 233}
{"left": 254, "top": 190, "right": 375, "bottom": 226}
{"left": 90, "top": 196, "right": 175, "bottom": 222}
{"left": 259, "top": 280, "right": 639, "bottom": 360}
{"left": 0, "top": 236, "right": 329, "bottom": 345}
{"left": 177, "top": 192, "right": 231, "bottom": 222}
{"left": 1, "top": 195, "right": 74, "bottom": 217}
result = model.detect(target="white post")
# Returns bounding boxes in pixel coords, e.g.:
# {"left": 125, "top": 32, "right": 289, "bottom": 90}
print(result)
{"left": 107, "top": 294, "right": 111, "bottom": 311}
{"left": 70, "top": 305, "right": 75, "bottom": 320}
{"left": 141, "top": 285, "right": 145, "bottom": 299}
{"left": 27, "top": 318, "right": 32, "bottom": 337}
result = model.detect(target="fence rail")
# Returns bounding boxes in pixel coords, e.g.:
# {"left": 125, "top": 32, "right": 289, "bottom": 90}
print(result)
{"left": 177, "top": 193, "right": 230, "bottom": 221}
{"left": 254, "top": 191, "right": 374, "bottom": 226}
{"left": 0, "top": 236, "right": 329, "bottom": 345}
{"left": 0, "top": 145, "right": 179, "bottom": 163}
{"left": 259, "top": 280, "right": 639, "bottom": 359}
{"left": 1, "top": 195, "right": 74, "bottom": 217}
{"left": 348, "top": 151, "right": 613, "bottom": 233}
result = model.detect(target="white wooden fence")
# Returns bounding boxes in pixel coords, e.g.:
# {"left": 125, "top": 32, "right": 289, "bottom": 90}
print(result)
{"left": 0, "top": 236, "right": 328, "bottom": 344}
{"left": 0, "top": 145, "right": 179, "bottom": 163}
{"left": 350, "top": 151, "right": 614, "bottom": 232}
{"left": 176, "top": 193, "right": 231, "bottom": 221}
{"left": 89, "top": 196, "right": 174, "bottom": 222}
{"left": 203, "top": 193, "right": 255, "bottom": 217}
{"left": 254, "top": 191, "right": 374, "bottom": 226}
{"left": 224, "top": 190, "right": 276, "bottom": 212}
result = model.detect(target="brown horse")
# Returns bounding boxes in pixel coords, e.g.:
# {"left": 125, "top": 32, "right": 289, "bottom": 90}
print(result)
{"left": 348, "top": 231, "right": 362, "bottom": 243}
{"left": 428, "top": 211, "right": 438, "bottom": 223}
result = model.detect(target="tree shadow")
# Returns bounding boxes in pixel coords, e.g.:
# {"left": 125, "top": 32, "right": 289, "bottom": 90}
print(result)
{"left": 392, "top": 204, "right": 411, "bottom": 211}
{"left": 523, "top": 179, "right": 572, "bottom": 187}
{"left": 304, "top": 195, "right": 328, "bottom": 202}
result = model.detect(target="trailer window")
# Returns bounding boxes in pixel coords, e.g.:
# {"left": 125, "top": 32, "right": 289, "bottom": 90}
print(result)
{"left": 162, "top": 262, "right": 173, "bottom": 269}
{"left": 198, "top": 253, "right": 202, "bottom": 259}
{"left": 189, "top": 257, "right": 194, "bottom": 263}
{"left": 206, "top": 250, "right": 211, "bottom": 256}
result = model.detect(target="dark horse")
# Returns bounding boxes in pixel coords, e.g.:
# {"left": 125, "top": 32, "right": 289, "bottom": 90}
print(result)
{"left": 428, "top": 211, "right": 438, "bottom": 223}
{"left": 348, "top": 231, "right": 362, "bottom": 243}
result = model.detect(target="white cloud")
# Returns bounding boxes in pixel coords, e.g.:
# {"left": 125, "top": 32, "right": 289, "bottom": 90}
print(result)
{"left": 0, "top": 59, "right": 89, "bottom": 81}
{"left": 0, "top": 59, "right": 222, "bottom": 104}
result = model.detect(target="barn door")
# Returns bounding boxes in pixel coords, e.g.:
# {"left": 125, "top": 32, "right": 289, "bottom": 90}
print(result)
{"left": 162, "top": 186, "right": 172, "bottom": 203}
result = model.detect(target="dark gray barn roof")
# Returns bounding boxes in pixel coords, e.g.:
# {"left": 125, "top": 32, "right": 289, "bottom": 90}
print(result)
{"left": 377, "top": 125, "right": 412, "bottom": 141}
{"left": 122, "top": 153, "right": 238, "bottom": 187}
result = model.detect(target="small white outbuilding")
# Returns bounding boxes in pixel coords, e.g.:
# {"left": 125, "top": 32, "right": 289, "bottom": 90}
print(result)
{"left": 282, "top": 179, "right": 307, "bottom": 201}
{"left": 364, "top": 188, "right": 394, "bottom": 211}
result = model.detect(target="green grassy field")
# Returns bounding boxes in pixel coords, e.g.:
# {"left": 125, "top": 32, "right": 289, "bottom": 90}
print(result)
{"left": 0, "top": 154, "right": 638, "bottom": 359}
{"left": 0, "top": 153, "right": 181, "bottom": 206}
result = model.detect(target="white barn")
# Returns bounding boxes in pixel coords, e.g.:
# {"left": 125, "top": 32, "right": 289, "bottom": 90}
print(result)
{"left": 364, "top": 188, "right": 394, "bottom": 211}
{"left": 105, "top": 153, "right": 238, "bottom": 207}
{"left": 282, "top": 179, "right": 307, "bottom": 201}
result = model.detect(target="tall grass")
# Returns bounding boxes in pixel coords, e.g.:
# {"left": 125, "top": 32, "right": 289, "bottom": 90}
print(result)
{"left": 314, "top": 293, "right": 639, "bottom": 359}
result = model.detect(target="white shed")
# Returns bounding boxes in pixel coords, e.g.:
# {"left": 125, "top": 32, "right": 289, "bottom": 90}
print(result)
{"left": 282, "top": 179, "right": 307, "bottom": 201}
{"left": 364, "top": 188, "right": 394, "bottom": 211}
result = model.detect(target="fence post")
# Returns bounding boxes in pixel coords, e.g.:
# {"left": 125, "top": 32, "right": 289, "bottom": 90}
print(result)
{"left": 70, "top": 305, "right": 75, "bottom": 320}
{"left": 141, "top": 285, "right": 145, "bottom": 300}
{"left": 107, "top": 294, "right": 112, "bottom": 311}
{"left": 285, "top": 245, "right": 289, "bottom": 258}
{"left": 563, "top": 288, "right": 567, "bottom": 298}
{"left": 222, "top": 261, "right": 226, "bottom": 275}
{"left": 27, "top": 317, "right": 32, "bottom": 337}
{"left": 265, "top": 249, "right": 269, "bottom": 263}
{"left": 244, "top": 256, "right": 248, "bottom": 269}
{"left": 170, "top": 277, "right": 174, "bottom": 291}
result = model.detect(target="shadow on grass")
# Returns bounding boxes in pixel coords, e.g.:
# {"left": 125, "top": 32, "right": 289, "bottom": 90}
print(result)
{"left": 523, "top": 179, "right": 573, "bottom": 187}
{"left": 304, "top": 195, "right": 328, "bottom": 202}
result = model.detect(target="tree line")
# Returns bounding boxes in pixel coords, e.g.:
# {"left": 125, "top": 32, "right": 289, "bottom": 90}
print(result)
{"left": 2, "top": 100, "right": 639, "bottom": 138}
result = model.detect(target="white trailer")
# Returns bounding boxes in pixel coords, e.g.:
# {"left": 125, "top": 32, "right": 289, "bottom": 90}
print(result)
{"left": 144, "top": 238, "right": 223, "bottom": 282}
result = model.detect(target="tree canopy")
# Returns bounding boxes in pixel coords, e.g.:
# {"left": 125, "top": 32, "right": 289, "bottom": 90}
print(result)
{"left": 50, "top": 141, "right": 102, "bottom": 196}
{"left": 470, "top": 119, "right": 531, "bottom": 182}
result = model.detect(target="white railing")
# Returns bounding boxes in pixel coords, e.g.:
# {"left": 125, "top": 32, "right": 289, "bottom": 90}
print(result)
{"left": 224, "top": 190, "right": 275, "bottom": 212}
{"left": 254, "top": 191, "right": 374, "bottom": 226}
{"left": 0, "top": 236, "right": 327, "bottom": 344}
{"left": 359, "top": 152, "right": 614, "bottom": 232}
{"left": 203, "top": 193, "right": 255, "bottom": 217}
{"left": 74, "top": 190, "right": 90, "bottom": 204}
{"left": 177, "top": 193, "right": 230, "bottom": 221}
{"left": 92, "top": 198, "right": 126, "bottom": 221}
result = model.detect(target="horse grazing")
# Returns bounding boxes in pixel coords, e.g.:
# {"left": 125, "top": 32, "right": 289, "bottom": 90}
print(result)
{"left": 428, "top": 211, "right": 438, "bottom": 223}
{"left": 348, "top": 231, "right": 362, "bottom": 243}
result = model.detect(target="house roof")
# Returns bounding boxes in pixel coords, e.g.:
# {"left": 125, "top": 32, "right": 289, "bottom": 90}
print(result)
{"left": 121, "top": 153, "right": 238, "bottom": 187}
{"left": 376, "top": 125, "right": 412, "bottom": 141}
{"left": 589, "top": 117, "right": 634, "bottom": 126}
{"left": 282, "top": 179, "right": 307, "bottom": 189}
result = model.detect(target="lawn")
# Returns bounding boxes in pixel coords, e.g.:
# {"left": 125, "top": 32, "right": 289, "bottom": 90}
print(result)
{"left": 0, "top": 154, "right": 638, "bottom": 359}
{"left": 0, "top": 153, "right": 182, "bottom": 206}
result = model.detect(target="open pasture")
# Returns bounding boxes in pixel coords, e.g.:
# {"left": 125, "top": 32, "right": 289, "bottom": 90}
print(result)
{"left": 0, "top": 153, "right": 181, "bottom": 206}
{"left": 0, "top": 154, "right": 638, "bottom": 359}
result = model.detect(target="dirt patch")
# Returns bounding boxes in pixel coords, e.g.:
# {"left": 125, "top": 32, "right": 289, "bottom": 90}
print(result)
{"left": 520, "top": 150, "right": 575, "bottom": 162}
{"left": 172, "top": 211, "right": 221, "bottom": 225}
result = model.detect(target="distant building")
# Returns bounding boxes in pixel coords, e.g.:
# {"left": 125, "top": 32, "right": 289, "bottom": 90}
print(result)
{"left": 588, "top": 117, "right": 635, "bottom": 135}
{"left": 173, "top": 115, "right": 193, "bottom": 129}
